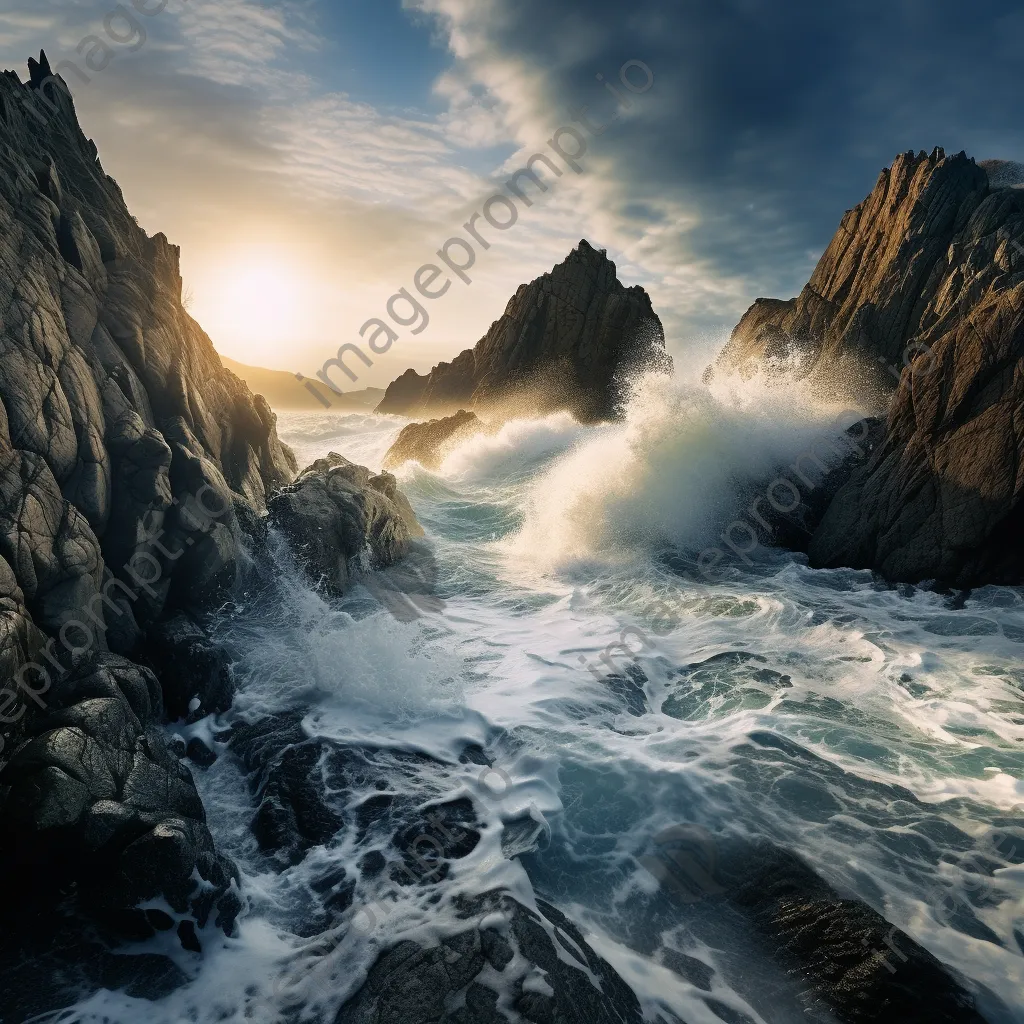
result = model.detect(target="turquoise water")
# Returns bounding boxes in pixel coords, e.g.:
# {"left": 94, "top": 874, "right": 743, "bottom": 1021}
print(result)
{"left": 58, "top": 373, "right": 1024, "bottom": 1023}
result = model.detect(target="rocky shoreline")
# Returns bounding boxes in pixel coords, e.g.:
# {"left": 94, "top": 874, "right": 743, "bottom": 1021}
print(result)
{"left": 0, "top": 53, "right": 1013, "bottom": 1024}
{"left": 0, "top": 54, "right": 438, "bottom": 1018}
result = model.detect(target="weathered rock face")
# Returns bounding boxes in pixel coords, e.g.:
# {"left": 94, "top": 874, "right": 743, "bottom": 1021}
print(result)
{"left": 383, "top": 410, "right": 490, "bottom": 470}
{"left": 717, "top": 148, "right": 1024, "bottom": 585}
{"left": 0, "top": 651, "right": 243, "bottom": 1021}
{"left": 269, "top": 453, "right": 424, "bottom": 596}
{"left": 657, "top": 837, "right": 996, "bottom": 1024}
{"left": 376, "top": 240, "right": 670, "bottom": 424}
{"left": 0, "top": 51, "right": 295, "bottom": 1001}
{"left": 741, "top": 847, "right": 990, "bottom": 1024}
{"left": 0, "top": 52, "right": 297, "bottom": 673}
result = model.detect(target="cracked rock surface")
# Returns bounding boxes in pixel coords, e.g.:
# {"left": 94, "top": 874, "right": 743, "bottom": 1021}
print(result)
{"left": 715, "top": 148, "right": 1024, "bottom": 585}
{"left": 0, "top": 51, "right": 298, "bottom": 1008}
{"left": 269, "top": 452, "right": 424, "bottom": 597}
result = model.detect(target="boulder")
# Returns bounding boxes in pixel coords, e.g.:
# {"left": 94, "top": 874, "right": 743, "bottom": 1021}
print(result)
{"left": 0, "top": 653, "right": 241, "bottom": 937}
{"left": 145, "top": 612, "right": 235, "bottom": 722}
{"left": 269, "top": 453, "right": 424, "bottom": 596}
{"left": 376, "top": 240, "right": 671, "bottom": 424}
{"left": 644, "top": 836, "right": 997, "bottom": 1024}
{"left": 336, "top": 892, "right": 644, "bottom": 1024}
{"left": 383, "top": 410, "right": 490, "bottom": 470}
{"left": 229, "top": 715, "right": 482, "bottom": 878}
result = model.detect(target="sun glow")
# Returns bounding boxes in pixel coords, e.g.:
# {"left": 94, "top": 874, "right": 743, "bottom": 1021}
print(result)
{"left": 191, "top": 246, "right": 318, "bottom": 366}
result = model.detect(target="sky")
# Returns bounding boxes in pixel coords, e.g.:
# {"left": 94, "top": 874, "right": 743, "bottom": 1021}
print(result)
{"left": 2, "top": 0, "right": 1023, "bottom": 389}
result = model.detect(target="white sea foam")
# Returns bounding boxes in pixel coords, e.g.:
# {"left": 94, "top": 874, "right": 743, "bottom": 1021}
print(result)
{"left": 54, "top": 371, "right": 1024, "bottom": 1023}
{"left": 501, "top": 370, "right": 863, "bottom": 574}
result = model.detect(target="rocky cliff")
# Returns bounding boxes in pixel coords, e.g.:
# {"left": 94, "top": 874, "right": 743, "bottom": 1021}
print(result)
{"left": 0, "top": 51, "right": 305, "bottom": 989}
{"left": 0, "top": 53, "right": 418, "bottom": 1014}
{"left": 375, "top": 239, "right": 671, "bottom": 423}
{"left": 716, "top": 148, "right": 1024, "bottom": 586}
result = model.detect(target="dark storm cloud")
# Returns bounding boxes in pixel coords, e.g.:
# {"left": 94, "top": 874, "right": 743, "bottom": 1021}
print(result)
{"left": 423, "top": 0, "right": 1024, "bottom": 325}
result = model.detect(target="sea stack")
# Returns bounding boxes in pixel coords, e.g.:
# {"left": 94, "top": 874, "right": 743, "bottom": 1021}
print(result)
{"left": 376, "top": 240, "right": 671, "bottom": 424}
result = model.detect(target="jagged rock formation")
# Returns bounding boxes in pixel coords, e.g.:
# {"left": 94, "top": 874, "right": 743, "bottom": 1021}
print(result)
{"left": 376, "top": 240, "right": 670, "bottom": 423}
{"left": 383, "top": 410, "right": 490, "bottom": 470}
{"left": 0, "top": 51, "right": 296, "bottom": 661}
{"left": 0, "top": 52, "right": 300, "bottom": 1010}
{"left": 0, "top": 52, "right": 430, "bottom": 1017}
{"left": 0, "top": 50, "right": 307, "bottom": 1007}
{"left": 717, "top": 148, "right": 1024, "bottom": 585}
{"left": 660, "top": 837, "right": 997, "bottom": 1024}
{"left": 269, "top": 453, "right": 424, "bottom": 596}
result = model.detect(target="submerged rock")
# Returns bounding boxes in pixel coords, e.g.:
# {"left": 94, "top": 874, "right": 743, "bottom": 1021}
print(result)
{"left": 637, "top": 832, "right": 1000, "bottom": 1024}
{"left": 376, "top": 240, "right": 671, "bottom": 424}
{"left": 723, "top": 844, "right": 990, "bottom": 1023}
{"left": 337, "top": 892, "right": 644, "bottom": 1024}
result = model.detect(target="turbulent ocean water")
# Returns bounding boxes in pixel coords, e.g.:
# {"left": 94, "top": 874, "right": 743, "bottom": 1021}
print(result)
{"left": 56, "top": 373, "right": 1024, "bottom": 1023}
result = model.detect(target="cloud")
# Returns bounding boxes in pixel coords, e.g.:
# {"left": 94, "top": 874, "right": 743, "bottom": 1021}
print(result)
{"left": 5, "top": 0, "right": 1022, "bottom": 380}
{"left": 0, "top": 0, "right": 578, "bottom": 378}
{"left": 407, "top": 0, "right": 1024, "bottom": 347}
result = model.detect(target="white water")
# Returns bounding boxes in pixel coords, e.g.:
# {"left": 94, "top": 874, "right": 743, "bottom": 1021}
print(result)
{"left": 58, "top": 373, "right": 1024, "bottom": 1024}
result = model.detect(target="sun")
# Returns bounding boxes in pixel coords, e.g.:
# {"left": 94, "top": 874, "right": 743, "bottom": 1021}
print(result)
{"left": 193, "top": 246, "right": 315, "bottom": 366}
{"left": 223, "top": 263, "right": 297, "bottom": 331}
{"left": 219, "top": 257, "right": 304, "bottom": 344}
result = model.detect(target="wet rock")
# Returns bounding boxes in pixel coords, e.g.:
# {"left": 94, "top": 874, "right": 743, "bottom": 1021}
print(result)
{"left": 0, "top": 51, "right": 300, "bottom": 995}
{"left": 98, "top": 952, "right": 189, "bottom": 1001}
{"left": 337, "top": 892, "right": 645, "bottom": 1024}
{"left": 645, "top": 836, "right": 996, "bottom": 1024}
{"left": 186, "top": 736, "right": 217, "bottom": 768}
{"left": 0, "top": 911, "right": 191, "bottom": 1021}
{"left": 0, "top": 53, "right": 296, "bottom": 659}
{"left": 376, "top": 240, "right": 671, "bottom": 424}
{"left": 230, "top": 715, "right": 345, "bottom": 866}
{"left": 392, "top": 797, "right": 482, "bottom": 885}
{"left": 177, "top": 919, "right": 202, "bottom": 953}
{"left": 728, "top": 844, "right": 991, "bottom": 1023}
{"left": 0, "top": 652, "right": 240, "bottom": 936}
{"left": 383, "top": 410, "right": 490, "bottom": 470}
{"left": 145, "top": 612, "right": 234, "bottom": 722}
{"left": 252, "top": 740, "right": 345, "bottom": 863}
{"left": 662, "top": 948, "right": 715, "bottom": 991}
{"left": 231, "top": 717, "right": 489, "bottom": 890}
{"left": 500, "top": 811, "right": 550, "bottom": 860}
{"left": 268, "top": 453, "right": 424, "bottom": 597}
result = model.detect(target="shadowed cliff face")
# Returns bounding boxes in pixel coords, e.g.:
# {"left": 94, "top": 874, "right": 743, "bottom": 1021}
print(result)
{"left": 0, "top": 52, "right": 299, "bottom": 662}
{"left": 0, "top": 53, "right": 305, "bottom": 1004}
{"left": 717, "top": 147, "right": 1024, "bottom": 586}
{"left": 375, "top": 240, "right": 671, "bottom": 424}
